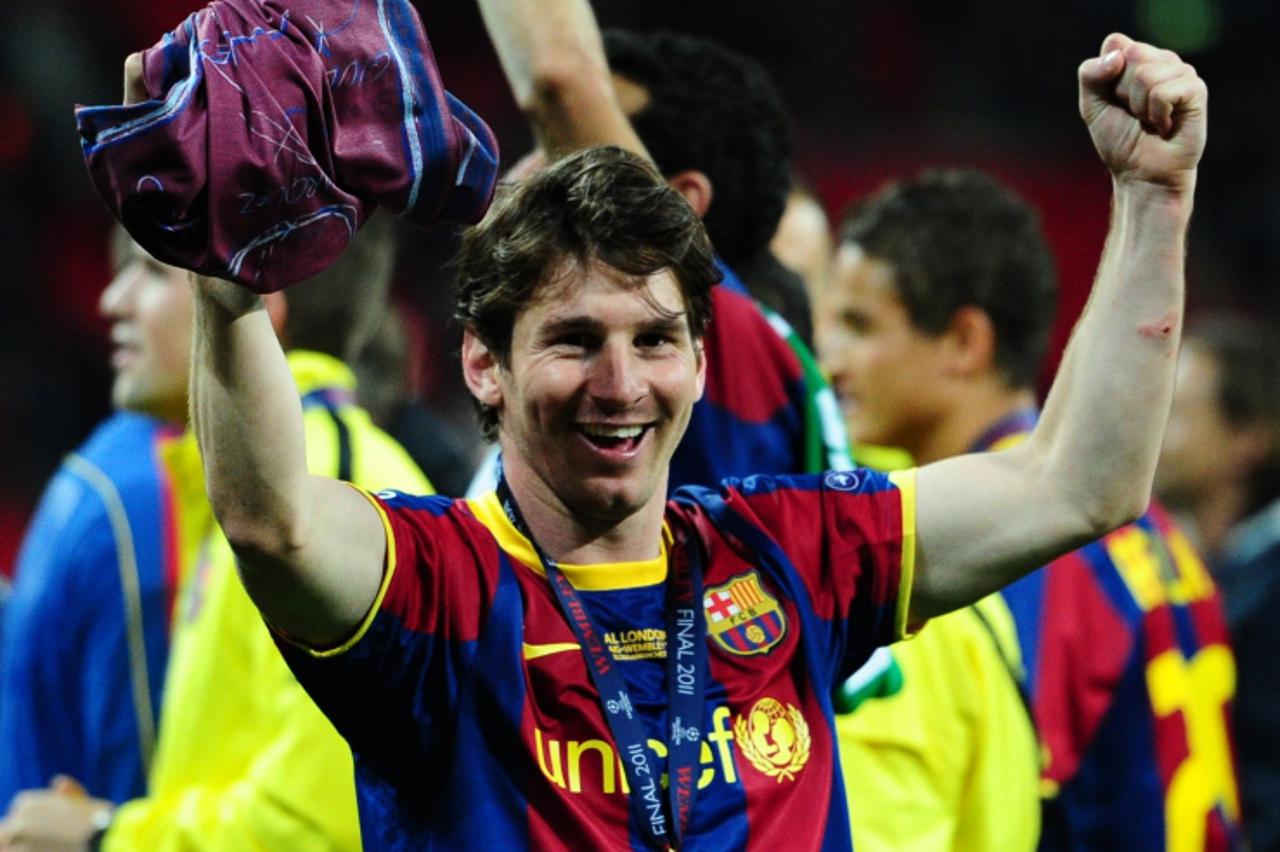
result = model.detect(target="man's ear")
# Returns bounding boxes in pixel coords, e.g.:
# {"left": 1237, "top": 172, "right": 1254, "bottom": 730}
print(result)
{"left": 461, "top": 329, "right": 504, "bottom": 410}
{"left": 693, "top": 339, "right": 707, "bottom": 402}
{"left": 1227, "top": 422, "right": 1276, "bottom": 478}
{"left": 667, "top": 170, "right": 714, "bottom": 219}
{"left": 942, "top": 305, "right": 997, "bottom": 377}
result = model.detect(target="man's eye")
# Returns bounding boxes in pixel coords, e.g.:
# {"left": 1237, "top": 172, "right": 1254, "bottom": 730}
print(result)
{"left": 841, "top": 312, "right": 870, "bottom": 334}
{"left": 636, "top": 333, "right": 673, "bottom": 349}
{"left": 553, "top": 333, "right": 590, "bottom": 349}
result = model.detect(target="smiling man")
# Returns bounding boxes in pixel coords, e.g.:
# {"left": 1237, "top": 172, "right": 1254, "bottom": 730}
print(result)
{"left": 472, "top": 0, "right": 852, "bottom": 496}
{"left": 169, "top": 26, "right": 1211, "bottom": 846}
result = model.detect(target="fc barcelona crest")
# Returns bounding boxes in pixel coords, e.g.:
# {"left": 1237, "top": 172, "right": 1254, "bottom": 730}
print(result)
{"left": 703, "top": 571, "right": 787, "bottom": 655}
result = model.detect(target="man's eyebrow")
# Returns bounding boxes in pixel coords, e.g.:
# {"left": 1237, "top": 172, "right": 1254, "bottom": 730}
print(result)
{"left": 638, "top": 314, "right": 689, "bottom": 334}
{"left": 538, "top": 314, "right": 606, "bottom": 337}
{"left": 536, "top": 312, "right": 690, "bottom": 339}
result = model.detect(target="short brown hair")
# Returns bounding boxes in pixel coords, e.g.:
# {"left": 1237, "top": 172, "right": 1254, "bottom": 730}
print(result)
{"left": 840, "top": 169, "right": 1057, "bottom": 390}
{"left": 1189, "top": 316, "right": 1280, "bottom": 516}
{"left": 454, "top": 146, "right": 719, "bottom": 439}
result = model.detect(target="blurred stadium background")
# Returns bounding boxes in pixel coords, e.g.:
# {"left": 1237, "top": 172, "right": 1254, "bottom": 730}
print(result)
{"left": 1, "top": 0, "right": 1275, "bottom": 571}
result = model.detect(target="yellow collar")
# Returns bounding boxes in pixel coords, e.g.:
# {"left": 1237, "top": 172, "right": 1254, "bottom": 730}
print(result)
{"left": 286, "top": 350, "right": 357, "bottom": 397}
{"left": 466, "top": 492, "right": 670, "bottom": 591}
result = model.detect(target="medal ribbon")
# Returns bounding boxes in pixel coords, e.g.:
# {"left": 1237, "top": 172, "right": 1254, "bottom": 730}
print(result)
{"left": 497, "top": 477, "right": 706, "bottom": 850}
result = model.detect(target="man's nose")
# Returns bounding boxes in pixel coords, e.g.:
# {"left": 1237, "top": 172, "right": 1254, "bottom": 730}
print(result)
{"left": 588, "top": 340, "right": 646, "bottom": 408}
{"left": 817, "top": 327, "right": 846, "bottom": 382}
{"left": 99, "top": 265, "right": 139, "bottom": 319}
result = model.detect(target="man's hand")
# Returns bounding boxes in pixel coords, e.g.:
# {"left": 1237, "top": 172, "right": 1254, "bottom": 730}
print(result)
{"left": 123, "top": 52, "right": 147, "bottom": 106}
{"left": 1080, "top": 33, "right": 1207, "bottom": 195}
{"left": 0, "top": 778, "right": 112, "bottom": 852}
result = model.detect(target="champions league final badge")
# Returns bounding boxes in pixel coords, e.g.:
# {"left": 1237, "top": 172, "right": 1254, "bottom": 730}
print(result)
{"left": 703, "top": 571, "right": 786, "bottom": 655}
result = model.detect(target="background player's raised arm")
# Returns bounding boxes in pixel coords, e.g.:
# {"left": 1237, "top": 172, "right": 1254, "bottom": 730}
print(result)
{"left": 477, "top": 0, "right": 646, "bottom": 158}
{"left": 908, "top": 35, "right": 1207, "bottom": 619}
{"left": 188, "top": 272, "right": 386, "bottom": 645}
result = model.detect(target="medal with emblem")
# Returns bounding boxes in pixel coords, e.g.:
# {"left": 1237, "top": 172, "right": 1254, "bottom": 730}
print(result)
{"left": 734, "top": 697, "right": 811, "bottom": 782}
{"left": 703, "top": 571, "right": 786, "bottom": 655}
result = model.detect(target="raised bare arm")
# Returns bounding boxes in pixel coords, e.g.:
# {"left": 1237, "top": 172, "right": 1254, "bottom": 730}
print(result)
{"left": 908, "top": 34, "right": 1207, "bottom": 620}
{"left": 118, "top": 54, "right": 389, "bottom": 645}
{"left": 476, "top": 0, "right": 647, "bottom": 157}
{"left": 187, "top": 275, "right": 386, "bottom": 645}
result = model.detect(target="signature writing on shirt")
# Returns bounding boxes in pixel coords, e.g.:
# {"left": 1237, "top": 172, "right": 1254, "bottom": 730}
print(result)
{"left": 326, "top": 51, "right": 392, "bottom": 88}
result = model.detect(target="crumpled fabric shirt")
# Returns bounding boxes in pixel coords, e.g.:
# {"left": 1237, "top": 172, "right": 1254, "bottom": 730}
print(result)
{"left": 75, "top": 0, "right": 499, "bottom": 292}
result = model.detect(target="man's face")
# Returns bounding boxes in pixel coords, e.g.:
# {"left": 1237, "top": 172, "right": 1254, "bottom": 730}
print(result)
{"left": 1156, "top": 342, "right": 1231, "bottom": 506}
{"left": 772, "top": 190, "right": 832, "bottom": 305}
{"left": 99, "top": 236, "right": 193, "bottom": 424}
{"left": 819, "top": 244, "right": 950, "bottom": 452}
{"left": 495, "top": 259, "right": 705, "bottom": 524}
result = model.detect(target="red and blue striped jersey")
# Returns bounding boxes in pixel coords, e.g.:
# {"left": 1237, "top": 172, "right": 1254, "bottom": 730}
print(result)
{"left": 986, "top": 412, "right": 1243, "bottom": 850}
{"left": 278, "top": 469, "right": 914, "bottom": 850}
{"left": 669, "top": 263, "right": 851, "bottom": 488}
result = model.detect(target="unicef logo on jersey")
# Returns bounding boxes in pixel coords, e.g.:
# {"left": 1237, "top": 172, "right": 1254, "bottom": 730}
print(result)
{"left": 824, "top": 471, "right": 861, "bottom": 492}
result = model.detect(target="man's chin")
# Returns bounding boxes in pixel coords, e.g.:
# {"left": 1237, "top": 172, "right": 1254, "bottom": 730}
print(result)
{"left": 112, "top": 381, "right": 144, "bottom": 415}
{"left": 115, "top": 383, "right": 186, "bottom": 424}
{"left": 569, "top": 478, "right": 660, "bottom": 524}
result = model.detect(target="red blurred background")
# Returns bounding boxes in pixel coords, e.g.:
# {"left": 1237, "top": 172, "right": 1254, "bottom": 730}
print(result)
{"left": 2, "top": 0, "right": 1275, "bottom": 573}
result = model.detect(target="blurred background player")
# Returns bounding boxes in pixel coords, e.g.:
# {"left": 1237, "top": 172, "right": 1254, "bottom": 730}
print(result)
{"left": 0, "top": 228, "right": 211, "bottom": 810}
{"left": 822, "top": 169, "right": 1242, "bottom": 851}
{"left": 1156, "top": 316, "right": 1280, "bottom": 849}
{"left": 771, "top": 178, "right": 833, "bottom": 314}
{"left": 474, "top": 0, "right": 850, "bottom": 494}
{"left": 823, "top": 170, "right": 1047, "bottom": 851}
{"left": 355, "top": 304, "right": 476, "bottom": 497}
{"left": 601, "top": 29, "right": 815, "bottom": 349}
{"left": 0, "top": 216, "right": 427, "bottom": 850}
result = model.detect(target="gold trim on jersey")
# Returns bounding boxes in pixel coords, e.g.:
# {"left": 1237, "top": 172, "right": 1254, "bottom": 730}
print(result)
{"left": 467, "top": 491, "right": 672, "bottom": 591}
{"left": 888, "top": 468, "right": 919, "bottom": 639}
{"left": 288, "top": 484, "right": 399, "bottom": 658}
{"left": 522, "top": 642, "right": 582, "bottom": 660}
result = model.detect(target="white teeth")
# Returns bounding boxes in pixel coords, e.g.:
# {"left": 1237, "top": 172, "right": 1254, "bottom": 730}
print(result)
{"left": 580, "top": 424, "right": 644, "bottom": 439}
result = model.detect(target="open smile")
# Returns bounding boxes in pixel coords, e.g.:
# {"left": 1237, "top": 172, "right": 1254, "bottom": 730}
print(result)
{"left": 574, "top": 422, "right": 654, "bottom": 459}
{"left": 108, "top": 327, "right": 141, "bottom": 369}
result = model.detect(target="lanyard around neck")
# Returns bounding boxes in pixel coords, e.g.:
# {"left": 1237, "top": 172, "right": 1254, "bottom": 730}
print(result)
{"left": 496, "top": 477, "right": 707, "bottom": 850}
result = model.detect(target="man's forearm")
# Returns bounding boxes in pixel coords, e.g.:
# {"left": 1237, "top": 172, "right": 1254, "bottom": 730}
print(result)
{"left": 188, "top": 277, "right": 387, "bottom": 643}
{"left": 189, "top": 277, "right": 312, "bottom": 561}
{"left": 909, "top": 189, "right": 1191, "bottom": 618}
{"left": 907, "top": 38, "right": 1205, "bottom": 619}
{"left": 1032, "top": 181, "right": 1190, "bottom": 529}
{"left": 477, "top": 0, "right": 646, "bottom": 156}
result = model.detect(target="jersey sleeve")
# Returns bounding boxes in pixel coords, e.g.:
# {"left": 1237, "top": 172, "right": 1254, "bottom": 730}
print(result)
{"left": 0, "top": 460, "right": 162, "bottom": 807}
{"left": 0, "top": 475, "right": 102, "bottom": 805}
{"left": 715, "top": 467, "right": 917, "bottom": 678}
{"left": 274, "top": 489, "right": 500, "bottom": 780}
